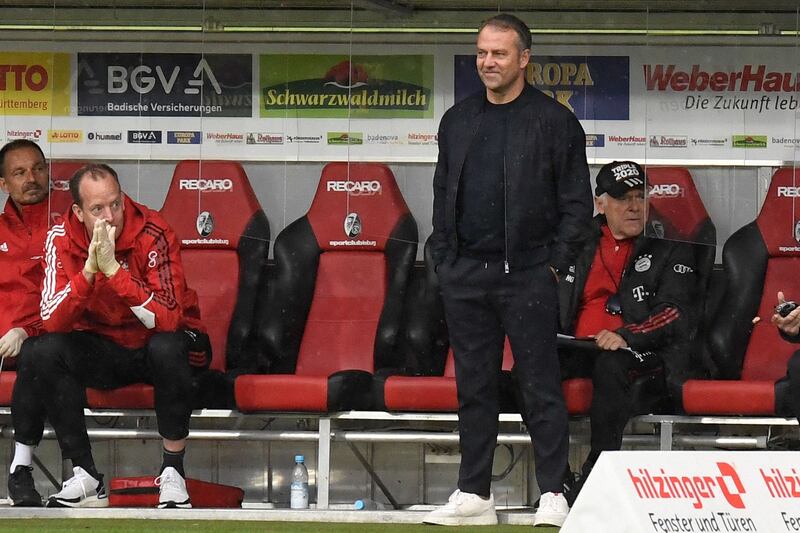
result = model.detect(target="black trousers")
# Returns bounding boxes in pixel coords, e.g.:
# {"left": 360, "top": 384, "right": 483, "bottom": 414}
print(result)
{"left": 12, "top": 331, "right": 196, "bottom": 460}
{"left": 562, "top": 347, "right": 662, "bottom": 471}
{"left": 787, "top": 350, "right": 800, "bottom": 423}
{"left": 438, "top": 257, "right": 568, "bottom": 497}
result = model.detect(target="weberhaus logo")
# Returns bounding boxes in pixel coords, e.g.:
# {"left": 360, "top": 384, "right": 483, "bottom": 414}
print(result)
{"left": 609, "top": 135, "right": 646, "bottom": 145}
{"left": 205, "top": 132, "right": 244, "bottom": 144}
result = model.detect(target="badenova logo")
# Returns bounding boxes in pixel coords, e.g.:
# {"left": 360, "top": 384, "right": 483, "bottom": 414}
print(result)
{"left": 127, "top": 130, "right": 162, "bottom": 144}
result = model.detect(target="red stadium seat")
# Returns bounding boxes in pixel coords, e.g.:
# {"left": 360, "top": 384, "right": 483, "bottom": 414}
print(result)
{"left": 0, "top": 161, "right": 83, "bottom": 404}
{"left": 85, "top": 160, "right": 270, "bottom": 409}
{"left": 683, "top": 167, "right": 800, "bottom": 415}
{"left": 48, "top": 160, "right": 84, "bottom": 220}
{"left": 381, "top": 340, "right": 516, "bottom": 413}
{"left": 235, "top": 162, "right": 417, "bottom": 412}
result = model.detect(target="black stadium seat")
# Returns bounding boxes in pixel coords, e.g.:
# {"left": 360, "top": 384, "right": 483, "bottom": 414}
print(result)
{"left": 683, "top": 167, "right": 800, "bottom": 415}
{"left": 235, "top": 162, "right": 417, "bottom": 412}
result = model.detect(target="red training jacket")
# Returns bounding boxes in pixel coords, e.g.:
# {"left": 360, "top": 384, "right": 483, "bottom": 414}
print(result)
{"left": 0, "top": 198, "right": 56, "bottom": 337}
{"left": 40, "top": 194, "right": 202, "bottom": 349}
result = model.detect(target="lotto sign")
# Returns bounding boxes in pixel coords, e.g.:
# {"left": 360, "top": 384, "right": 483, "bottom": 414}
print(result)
{"left": 0, "top": 53, "right": 71, "bottom": 116}
{"left": 561, "top": 451, "right": 800, "bottom": 533}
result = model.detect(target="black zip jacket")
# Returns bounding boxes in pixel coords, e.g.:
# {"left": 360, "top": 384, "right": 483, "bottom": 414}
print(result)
{"left": 430, "top": 84, "right": 592, "bottom": 272}
{"left": 559, "top": 216, "right": 701, "bottom": 390}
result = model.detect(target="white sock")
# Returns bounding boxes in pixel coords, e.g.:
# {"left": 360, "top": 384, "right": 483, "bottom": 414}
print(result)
{"left": 10, "top": 442, "right": 34, "bottom": 473}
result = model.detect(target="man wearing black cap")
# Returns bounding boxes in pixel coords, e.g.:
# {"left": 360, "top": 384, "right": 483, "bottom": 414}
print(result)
{"left": 559, "top": 160, "right": 699, "bottom": 498}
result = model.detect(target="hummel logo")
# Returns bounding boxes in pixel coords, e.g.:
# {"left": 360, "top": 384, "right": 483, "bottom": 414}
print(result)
{"left": 0, "top": 242, "right": 8, "bottom": 252}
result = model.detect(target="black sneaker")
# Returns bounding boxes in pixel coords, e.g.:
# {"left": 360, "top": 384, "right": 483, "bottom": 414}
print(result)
{"left": 8, "top": 465, "right": 42, "bottom": 507}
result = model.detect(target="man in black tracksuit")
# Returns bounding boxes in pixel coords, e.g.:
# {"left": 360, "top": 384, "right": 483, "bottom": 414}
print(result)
{"left": 559, "top": 161, "right": 699, "bottom": 489}
{"left": 423, "top": 13, "right": 592, "bottom": 528}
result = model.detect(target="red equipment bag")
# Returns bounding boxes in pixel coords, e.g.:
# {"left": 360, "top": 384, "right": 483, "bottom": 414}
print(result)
{"left": 109, "top": 476, "right": 244, "bottom": 508}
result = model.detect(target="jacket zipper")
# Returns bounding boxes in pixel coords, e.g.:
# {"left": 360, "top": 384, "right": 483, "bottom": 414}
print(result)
{"left": 503, "top": 132, "right": 510, "bottom": 274}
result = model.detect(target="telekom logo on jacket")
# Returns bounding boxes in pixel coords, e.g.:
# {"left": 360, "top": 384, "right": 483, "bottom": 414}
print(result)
{"left": 627, "top": 462, "right": 746, "bottom": 509}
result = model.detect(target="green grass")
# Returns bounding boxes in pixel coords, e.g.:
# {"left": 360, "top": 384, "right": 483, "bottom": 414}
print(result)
{"left": 0, "top": 520, "right": 559, "bottom": 532}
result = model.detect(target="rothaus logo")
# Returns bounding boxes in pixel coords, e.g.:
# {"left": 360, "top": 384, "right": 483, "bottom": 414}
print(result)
{"left": 344, "top": 212, "right": 362, "bottom": 239}
{"left": 179, "top": 179, "right": 233, "bottom": 192}
{"left": 196, "top": 211, "right": 214, "bottom": 237}
{"left": 326, "top": 180, "right": 382, "bottom": 196}
{"left": 107, "top": 58, "right": 221, "bottom": 95}
{"left": 778, "top": 186, "right": 800, "bottom": 197}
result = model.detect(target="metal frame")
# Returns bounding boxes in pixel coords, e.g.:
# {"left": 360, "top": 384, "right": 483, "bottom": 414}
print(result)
{"left": 1, "top": 407, "right": 793, "bottom": 509}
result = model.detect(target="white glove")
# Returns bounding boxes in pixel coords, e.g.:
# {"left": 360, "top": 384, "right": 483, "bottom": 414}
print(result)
{"left": 84, "top": 237, "right": 99, "bottom": 274}
{"left": 95, "top": 220, "right": 120, "bottom": 277}
{"left": 0, "top": 328, "right": 28, "bottom": 358}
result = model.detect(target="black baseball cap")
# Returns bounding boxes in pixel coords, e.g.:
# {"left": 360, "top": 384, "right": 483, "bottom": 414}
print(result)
{"left": 594, "top": 161, "right": 646, "bottom": 198}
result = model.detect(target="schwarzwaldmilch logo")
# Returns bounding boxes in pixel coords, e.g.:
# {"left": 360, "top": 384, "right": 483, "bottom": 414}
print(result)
{"left": 344, "top": 212, "right": 362, "bottom": 239}
{"left": 196, "top": 211, "right": 214, "bottom": 237}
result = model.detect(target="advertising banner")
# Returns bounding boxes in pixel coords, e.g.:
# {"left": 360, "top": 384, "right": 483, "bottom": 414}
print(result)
{"left": 0, "top": 52, "right": 70, "bottom": 116}
{"left": 562, "top": 450, "right": 800, "bottom": 533}
{"left": 76, "top": 53, "right": 252, "bottom": 117}
{"left": 0, "top": 43, "right": 798, "bottom": 162}
{"left": 259, "top": 54, "right": 434, "bottom": 119}
{"left": 454, "top": 54, "right": 630, "bottom": 120}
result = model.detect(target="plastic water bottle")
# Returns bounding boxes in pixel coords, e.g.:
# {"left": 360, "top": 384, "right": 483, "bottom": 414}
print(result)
{"left": 290, "top": 455, "right": 309, "bottom": 509}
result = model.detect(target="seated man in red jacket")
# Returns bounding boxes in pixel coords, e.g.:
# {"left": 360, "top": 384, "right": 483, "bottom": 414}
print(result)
{"left": 12, "top": 163, "right": 209, "bottom": 509}
{"left": 0, "top": 139, "right": 53, "bottom": 507}
{"left": 558, "top": 161, "right": 700, "bottom": 501}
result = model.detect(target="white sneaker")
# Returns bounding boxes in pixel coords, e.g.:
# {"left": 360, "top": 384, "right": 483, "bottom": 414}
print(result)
{"left": 46, "top": 466, "right": 108, "bottom": 508}
{"left": 423, "top": 489, "right": 497, "bottom": 526}
{"left": 155, "top": 467, "right": 192, "bottom": 509}
{"left": 534, "top": 491, "right": 569, "bottom": 527}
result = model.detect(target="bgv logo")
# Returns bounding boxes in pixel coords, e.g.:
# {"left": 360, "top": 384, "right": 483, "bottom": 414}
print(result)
{"left": 107, "top": 58, "right": 221, "bottom": 95}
